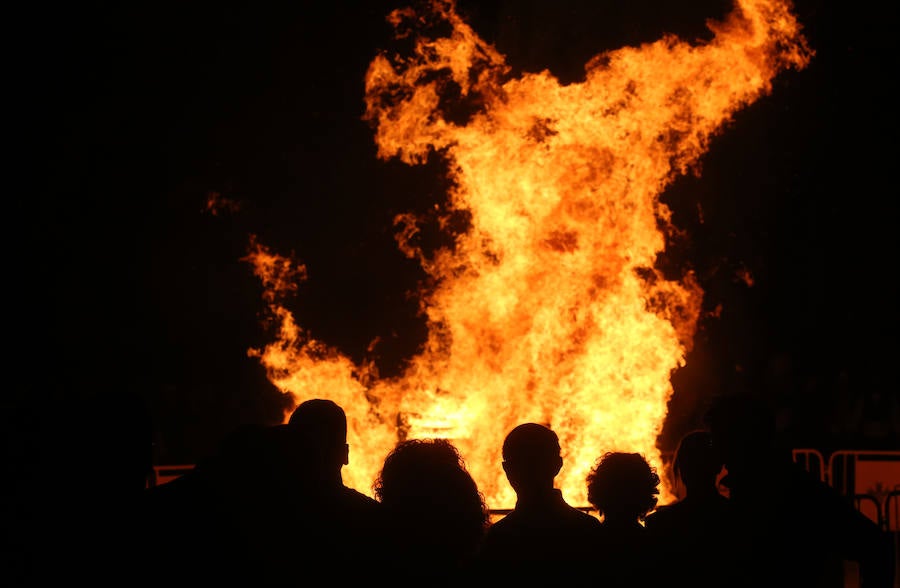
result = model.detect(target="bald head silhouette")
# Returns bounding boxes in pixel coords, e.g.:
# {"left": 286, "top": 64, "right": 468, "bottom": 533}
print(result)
{"left": 477, "top": 423, "right": 603, "bottom": 573}
{"left": 286, "top": 398, "right": 350, "bottom": 482}
{"left": 501, "top": 423, "right": 563, "bottom": 493}
{"left": 289, "top": 399, "right": 347, "bottom": 445}
{"left": 672, "top": 429, "right": 723, "bottom": 493}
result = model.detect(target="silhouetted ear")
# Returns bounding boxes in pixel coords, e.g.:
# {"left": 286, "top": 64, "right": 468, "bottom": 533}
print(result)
{"left": 342, "top": 443, "right": 349, "bottom": 466}
{"left": 553, "top": 455, "right": 563, "bottom": 476}
{"left": 501, "top": 460, "right": 513, "bottom": 480}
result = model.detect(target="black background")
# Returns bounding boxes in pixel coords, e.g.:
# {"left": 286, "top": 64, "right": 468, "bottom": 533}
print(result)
{"left": 10, "top": 0, "right": 898, "bottom": 467}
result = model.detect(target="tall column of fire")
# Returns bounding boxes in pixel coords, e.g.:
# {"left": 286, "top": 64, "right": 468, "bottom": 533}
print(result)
{"left": 245, "top": 0, "right": 811, "bottom": 509}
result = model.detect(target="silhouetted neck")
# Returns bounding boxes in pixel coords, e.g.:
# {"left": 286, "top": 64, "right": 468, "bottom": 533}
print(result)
{"left": 514, "top": 486, "right": 565, "bottom": 510}
{"left": 684, "top": 484, "right": 724, "bottom": 500}
{"left": 602, "top": 513, "right": 643, "bottom": 529}
{"left": 299, "top": 466, "right": 345, "bottom": 493}
{"left": 320, "top": 469, "right": 345, "bottom": 489}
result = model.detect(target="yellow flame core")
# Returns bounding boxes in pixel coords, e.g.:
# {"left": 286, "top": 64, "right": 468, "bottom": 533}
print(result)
{"left": 246, "top": 0, "right": 811, "bottom": 510}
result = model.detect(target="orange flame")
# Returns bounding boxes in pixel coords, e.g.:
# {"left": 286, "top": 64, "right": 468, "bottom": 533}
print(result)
{"left": 245, "top": 0, "right": 811, "bottom": 509}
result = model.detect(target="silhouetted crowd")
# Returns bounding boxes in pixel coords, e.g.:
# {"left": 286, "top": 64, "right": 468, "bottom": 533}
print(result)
{"left": 8, "top": 393, "right": 896, "bottom": 587}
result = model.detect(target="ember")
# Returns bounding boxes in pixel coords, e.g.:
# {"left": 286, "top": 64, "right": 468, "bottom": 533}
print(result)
{"left": 244, "top": 0, "right": 811, "bottom": 510}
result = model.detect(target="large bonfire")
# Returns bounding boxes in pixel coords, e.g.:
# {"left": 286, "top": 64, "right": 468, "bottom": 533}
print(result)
{"left": 243, "top": 0, "right": 811, "bottom": 509}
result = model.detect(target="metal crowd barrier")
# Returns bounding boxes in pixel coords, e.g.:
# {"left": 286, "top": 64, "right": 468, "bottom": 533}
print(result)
{"left": 792, "top": 448, "right": 900, "bottom": 533}
{"left": 147, "top": 464, "right": 195, "bottom": 488}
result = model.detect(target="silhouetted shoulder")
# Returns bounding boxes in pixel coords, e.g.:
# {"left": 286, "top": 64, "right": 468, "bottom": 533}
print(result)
{"left": 334, "top": 484, "right": 385, "bottom": 525}
{"left": 481, "top": 494, "right": 602, "bottom": 560}
{"left": 703, "top": 392, "right": 895, "bottom": 588}
{"left": 644, "top": 492, "right": 731, "bottom": 532}
{"left": 477, "top": 505, "right": 602, "bottom": 580}
{"left": 374, "top": 438, "right": 490, "bottom": 583}
{"left": 475, "top": 423, "right": 603, "bottom": 576}
{"left": 585, "top": 451, "right": 661, "bottom": 588}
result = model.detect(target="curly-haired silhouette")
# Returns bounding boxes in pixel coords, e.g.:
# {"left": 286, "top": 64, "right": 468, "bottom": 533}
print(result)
{"left": 586, "top": 451, "right": 661, "bottom": 588}
{"left": 374, "top": 437, "right": 490, "bottom": 585}
{"left": 644, "top": 430, "right": 733, "bottom": 588}
{"left": 474, "top": 422, "right": 602, "bottom": 578}
{"left": 704, "top": 392, "right": 894, "bottom": 588}
{"left": 587, "top": 451, "right": 660, "bottom": 526}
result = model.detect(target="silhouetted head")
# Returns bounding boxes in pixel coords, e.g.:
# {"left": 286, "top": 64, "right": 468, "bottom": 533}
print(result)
{"left": 672, "top": 430, "right": 723, "bottom": 492}
{"left": 586, "top": 451, "right": 660, "bottom": 523}
{"left": 374, "top": 438, "right": 489, "bottom": 567}
{"left": 703, "top": 392, "right": 778, "bottom": 476}
{"left": 501, "top": 423, "right": 563, "bottom": 492}
{"left": 286, "top": 398, "right": 350, "bottom": 475}
{"left": 289, "top": 398, "right": 347, "bottom": 443}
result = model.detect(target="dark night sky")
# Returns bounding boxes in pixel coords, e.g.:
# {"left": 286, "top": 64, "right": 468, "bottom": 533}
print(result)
{"left": 10, "top": 0, "right": 898, "bottom": 465}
